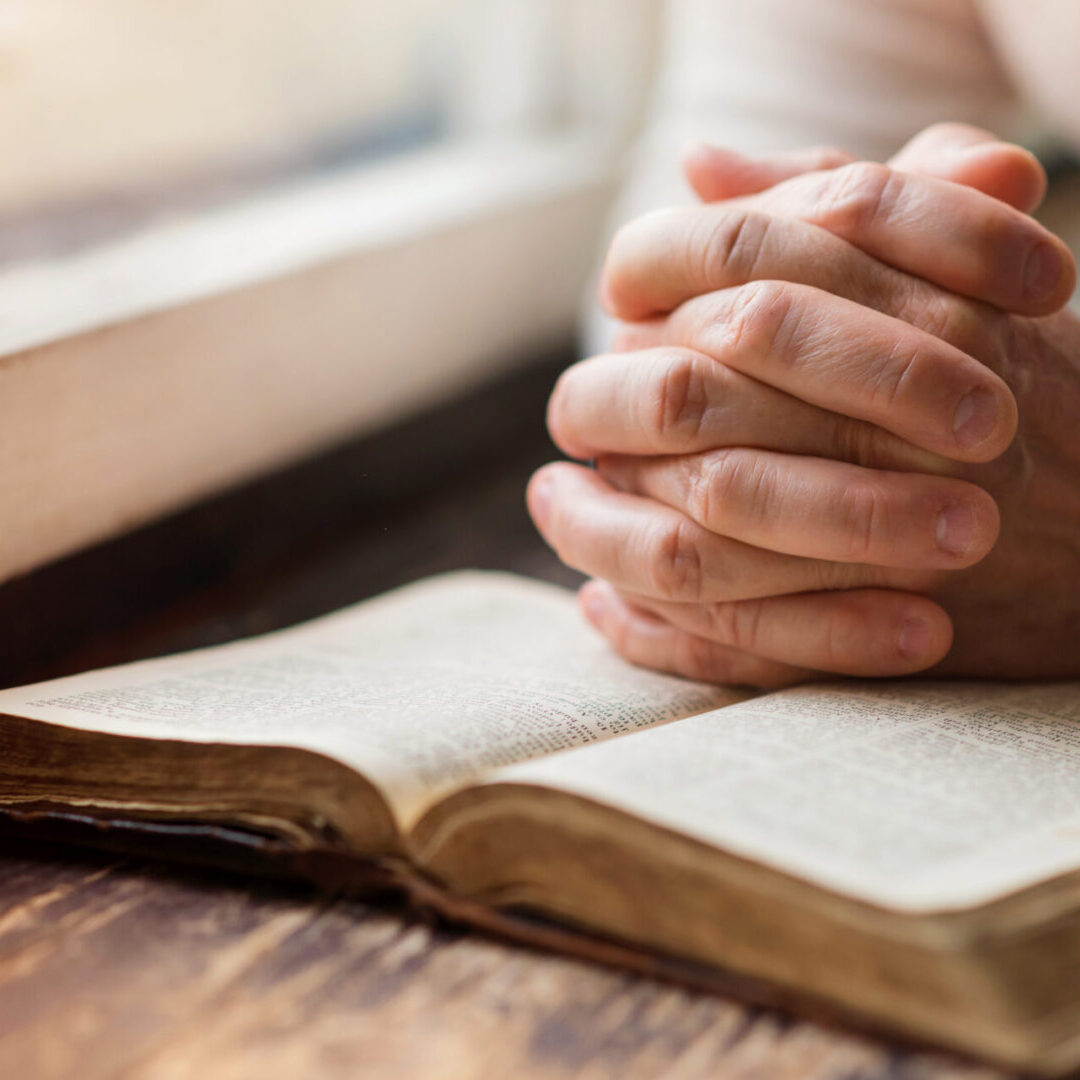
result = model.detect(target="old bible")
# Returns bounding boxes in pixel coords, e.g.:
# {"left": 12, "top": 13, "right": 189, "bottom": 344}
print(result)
{"left": 2, "top": 571, "right": 1080, "bottom": 1074}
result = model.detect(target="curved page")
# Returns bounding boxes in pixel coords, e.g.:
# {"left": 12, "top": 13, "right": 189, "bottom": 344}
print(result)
{"left": 497, "top": 681, "right": 1080, "bottom": 911}
{"left": 0, "top": 572, "right": 739, "bottom": 826}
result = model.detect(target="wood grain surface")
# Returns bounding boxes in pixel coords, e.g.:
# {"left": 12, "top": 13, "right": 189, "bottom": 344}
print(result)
{"left": 0, "top": 357, "right": 1019, "bottom": 1079}
{"left": 0, "top": 840, "right": 1007, "bottom": 1080}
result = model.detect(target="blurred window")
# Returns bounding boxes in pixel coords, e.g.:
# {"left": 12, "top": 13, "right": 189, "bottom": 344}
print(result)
{"left": 357, "top": 0, "right": 659, "bottom": 159}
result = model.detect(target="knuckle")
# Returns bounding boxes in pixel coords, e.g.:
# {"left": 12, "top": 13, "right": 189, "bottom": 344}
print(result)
{"left": 816, "top": 161, "right": 898, "bottom": 235}
{"left": 709, "top": 599, "right": 765, "bottom": 653}
{"left": 649, "top": 353, "right": 709, "bottom": 447}
{"left": 830, "top": 415, "right": 893, "bottom": 469}
{"left": 807, "top": 555, "right": 859, "bottom": 593}
{"left": 869, "top": 337, "right": 922, "bottom": 411}
{"left": 685, "top": 465, "right": 716, "bottom": 530}
{"left": 699, "top": 449, "right": 771, "bottom": 528}
{"left": 691, "top": 450, "right": 734, "bottom": 526}
{"left": 644, "top": 517, "right": 703, "bottom": 601}
{"left": 924, "top": 296, "right": 1006, "bottom": 367}
{"left": 838, "top": 481, "right": 890, "bottom": 561}
{"left": 697, "top": 208, "right": 772, "bottom": 283}
{"left": 910, "top": 292, "right": 978, "bottom": 349}
{"left": 907, "top": 289, "right": 960, "bottom": 343}
{"left": 723, "top": 279, "right": 798, "bottom": 355}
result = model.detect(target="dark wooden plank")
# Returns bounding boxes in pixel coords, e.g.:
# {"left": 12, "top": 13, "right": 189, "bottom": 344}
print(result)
{"left": 0, "top": 841, "right": 1004, "bottom": 1080}
{"left": 0, "top": 356, "right": 1020, "bottom": 1079}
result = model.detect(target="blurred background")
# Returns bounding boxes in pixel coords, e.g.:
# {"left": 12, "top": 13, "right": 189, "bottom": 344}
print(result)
{"left": 0, "top": 0, "right": 661, "bottom": 499}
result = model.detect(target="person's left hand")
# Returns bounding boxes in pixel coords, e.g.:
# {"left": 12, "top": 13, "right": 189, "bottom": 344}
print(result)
{"left": 528, "top": 126, "right": 1080, "bottom": 686}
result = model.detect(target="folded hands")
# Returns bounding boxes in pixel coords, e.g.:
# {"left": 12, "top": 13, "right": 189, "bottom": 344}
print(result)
{"left": 529, "top": 124, "right": 1080, "bottom": 685}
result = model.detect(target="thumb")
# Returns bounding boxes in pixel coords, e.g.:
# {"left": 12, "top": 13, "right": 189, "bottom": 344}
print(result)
{"left": 681, "top": 143, "right": 854, "bottom": 201}
{"left": 684, "top": 124, "right": 1047, "bottom": 213}
{"left": 887, "top": 122, "right": 1047, "bottom": 212}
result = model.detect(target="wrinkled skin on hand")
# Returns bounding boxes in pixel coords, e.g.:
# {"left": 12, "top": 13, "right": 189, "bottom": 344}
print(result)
{"left": 943, "top": 308, "right": 1080, "bottom": 676}
{"left": 529, "top": 125, "right": 1080, "bottom": 686}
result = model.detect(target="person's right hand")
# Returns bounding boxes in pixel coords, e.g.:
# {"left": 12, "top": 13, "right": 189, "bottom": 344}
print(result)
{"left": 529, "top": 126, "right": 1080, "bottom": 686}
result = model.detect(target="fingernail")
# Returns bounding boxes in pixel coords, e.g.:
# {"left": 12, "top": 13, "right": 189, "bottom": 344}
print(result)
{"left": 1023, "top": 241, "right": 1063, "bottom": 301}
{"left": 529, "top": 475, "right": 553, "bottom": 527}
{"left": 936, "top": 502, "right": 977, "bottom": 557}
{"left": 897, "top": 619, "right": 932, "bottom": 660}
{"left": 952, "top": 387, "right": 998, "bottom": 448}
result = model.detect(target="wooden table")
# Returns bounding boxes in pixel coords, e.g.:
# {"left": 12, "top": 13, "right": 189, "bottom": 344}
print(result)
{"left": 0, "top": 357, "right": 1014, "bottom": 1080}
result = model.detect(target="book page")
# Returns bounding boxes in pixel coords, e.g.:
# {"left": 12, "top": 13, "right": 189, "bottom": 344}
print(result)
{"left": 498, "top": 680, "right": 1080, "bottom": 911}
{"left": 0, "top": 572, "right": 738, "bottom": 825}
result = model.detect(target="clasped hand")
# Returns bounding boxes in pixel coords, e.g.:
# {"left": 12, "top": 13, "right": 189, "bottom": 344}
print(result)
{"left": 529, "top": 124, "right": 1080, "bottom": 686}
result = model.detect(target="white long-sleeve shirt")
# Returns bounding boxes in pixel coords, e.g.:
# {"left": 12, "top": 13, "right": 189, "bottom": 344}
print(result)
{"left": 618, "top": 0, "right": 1080, "bottom": 215}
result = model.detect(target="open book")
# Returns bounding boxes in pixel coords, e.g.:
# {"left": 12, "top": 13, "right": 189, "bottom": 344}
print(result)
{"left": 2, "top": 571, "right": 1080, "bottom": 1075}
